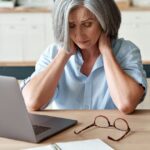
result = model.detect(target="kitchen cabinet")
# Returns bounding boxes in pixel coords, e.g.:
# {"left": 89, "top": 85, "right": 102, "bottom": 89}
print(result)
{"left": 119, "top": 11, "right": 150, "bottom": 61}
{"left": 0, "top": 23, "right": 23, "bottom": 61}
{"left": 0, "top": 12, "right": 54, "bottom": 61}
{"left": 0, "top": 10, "right": 150, "bottom": 62}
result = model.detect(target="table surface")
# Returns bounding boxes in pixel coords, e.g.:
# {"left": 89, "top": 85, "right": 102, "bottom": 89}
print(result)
{"left": 0, "top": 109, "right": 150, "bottom": 150}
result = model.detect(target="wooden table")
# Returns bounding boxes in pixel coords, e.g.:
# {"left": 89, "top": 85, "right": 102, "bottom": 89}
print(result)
{"left": 0, "top": 110, "right": 150, "bottom": 150}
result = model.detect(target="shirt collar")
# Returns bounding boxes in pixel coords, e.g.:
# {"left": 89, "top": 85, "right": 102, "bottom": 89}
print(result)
{"left": 75, "top": 49, "right": 104, "bottom": 72}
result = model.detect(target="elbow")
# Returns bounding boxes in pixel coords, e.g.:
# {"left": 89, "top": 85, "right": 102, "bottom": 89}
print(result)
{"left": 27, "top": 103, "right": 41, "bottom": 111}
{"left": 23, "top": 91, "right": 42, "bottom": 111}
{"left": 118, "top": 103, "right": 135, "bottom": 114}
{"left": 115, "top": 92, "right": 138, "bottom": 114}
{"left": 24, "top": 96, "right": 41, "bottom": 111}
{"left": 118, "top": 104, "right": 135, "bottom": 114}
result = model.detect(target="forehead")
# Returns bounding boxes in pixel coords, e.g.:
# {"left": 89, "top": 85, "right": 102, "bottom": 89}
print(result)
{"left": 69, "top": 6, "right": 96, "bottom": 21}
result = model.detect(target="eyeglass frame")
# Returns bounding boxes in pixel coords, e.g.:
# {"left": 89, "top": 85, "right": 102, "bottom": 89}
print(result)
{"left": 74, "top": 115, "right": 131, "bottom": 141}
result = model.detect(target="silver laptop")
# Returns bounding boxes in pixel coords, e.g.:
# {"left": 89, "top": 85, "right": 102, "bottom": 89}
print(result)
{"left": 0, "top": 75, "right": 77, "bottom": 143}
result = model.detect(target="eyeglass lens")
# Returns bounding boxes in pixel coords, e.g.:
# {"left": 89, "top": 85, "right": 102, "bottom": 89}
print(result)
{"left": 74, "top": 115, "right": 130, "bottom": 141}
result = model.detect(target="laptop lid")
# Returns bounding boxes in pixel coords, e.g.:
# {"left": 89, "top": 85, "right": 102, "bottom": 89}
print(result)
{"left": 0, "top": 76, "right": 77, "bottom": 143}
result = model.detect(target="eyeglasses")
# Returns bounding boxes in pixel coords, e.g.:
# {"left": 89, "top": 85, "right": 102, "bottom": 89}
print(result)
{"left": 74, "top": 115, "right": 130, "bottom": 141}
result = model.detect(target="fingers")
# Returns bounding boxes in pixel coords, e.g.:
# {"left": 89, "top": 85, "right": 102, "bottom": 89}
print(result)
{"left": 69, "top": 39, "right": 78, "bottom": 56}
{"left": 70, "top": 39, "right": 78, "bottom": 51}
{"left": 98, "top": 32, "right": 111, "bottom": 53}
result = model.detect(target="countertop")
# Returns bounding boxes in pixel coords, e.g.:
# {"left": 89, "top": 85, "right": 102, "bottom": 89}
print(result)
{"left": 119, "top": 6, "right": 150, "bottom": 11}
{"left": 0, "top": 61, "right": 149, "bottom": 67}
{"left": 0, "top": 6, "right": 150, "bottom": 13}
{"left": 0, "top": 7, "right": 51, "bottom": 13}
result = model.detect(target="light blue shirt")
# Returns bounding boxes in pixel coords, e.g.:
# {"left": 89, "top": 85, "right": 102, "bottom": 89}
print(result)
{"left": 21, "top": 38, "right": 147, "bottom": 110}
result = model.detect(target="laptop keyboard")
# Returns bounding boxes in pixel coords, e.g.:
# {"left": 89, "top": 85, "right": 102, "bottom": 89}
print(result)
{"left": 32, "top": 125, "right": 51, "bottom": 135}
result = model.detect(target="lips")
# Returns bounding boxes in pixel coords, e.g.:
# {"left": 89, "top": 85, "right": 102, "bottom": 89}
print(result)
{"left": 78, "top": 40, "right": 89, "bottom": 43}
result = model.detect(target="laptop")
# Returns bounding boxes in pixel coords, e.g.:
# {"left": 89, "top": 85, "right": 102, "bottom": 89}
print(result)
{"left": 0, "top": 75, "right": 77, "bottom": 143}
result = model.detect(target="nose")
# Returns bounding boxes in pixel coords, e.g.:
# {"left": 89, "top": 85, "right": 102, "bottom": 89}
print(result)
{"left": 74, "top": 26, "right": 85, "bottom": 41}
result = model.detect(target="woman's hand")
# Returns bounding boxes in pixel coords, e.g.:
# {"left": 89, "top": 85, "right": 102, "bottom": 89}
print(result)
{"left": 68, "top": 39, "right": 78, "bottom": 56}
{"left": 60, "top": 39, "right": 78, "bottom": 58}
{"left": 98, "top": 32, "right": 112, "bottom": 55}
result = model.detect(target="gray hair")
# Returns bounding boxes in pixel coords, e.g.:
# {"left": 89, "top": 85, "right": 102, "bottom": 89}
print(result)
{"left": 53, "top": 0, "right": 121, "bottom": 51}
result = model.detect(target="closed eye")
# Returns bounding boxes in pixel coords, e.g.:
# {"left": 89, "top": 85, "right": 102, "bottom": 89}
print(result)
{"left": 69, "top": 23, "right": 76, "bottom": 28}
{"left": 82, "top": 22, "right": 92, "bottom": 27}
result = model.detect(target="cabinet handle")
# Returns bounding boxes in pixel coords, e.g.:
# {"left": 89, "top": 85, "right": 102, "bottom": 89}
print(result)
{"left": 10, "top": 26, "right": 15, "bottom": 29}
{"left": 21, "top": 17, "right": 26, "bottom": 21}
{"left": 32, "top": 25, "right": 37, "bottom": 29}
{"left": 134, "top": 24, "right": 139, "bottom": 28}
{"left": 135, "top": 16, "right": 141, "bottom": 20}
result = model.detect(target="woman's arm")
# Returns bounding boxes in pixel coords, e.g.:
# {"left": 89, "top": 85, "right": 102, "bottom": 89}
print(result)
{"left": 22, "top": 49, "right": 72, "bottom": 111}
{"left": 99, "top": 33, "right": 145, "bottom": 114}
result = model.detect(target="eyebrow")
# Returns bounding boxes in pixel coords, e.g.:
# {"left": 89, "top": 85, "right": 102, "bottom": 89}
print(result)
{"left": 69, "top": 18, "right": 95, "bottom": 23}
{"left": 81, "top": 18, "right": 95, "bottom": 23}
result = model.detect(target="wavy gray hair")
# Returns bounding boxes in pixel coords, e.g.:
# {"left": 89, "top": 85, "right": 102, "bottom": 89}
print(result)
{"left": 53, "top": 0, "right": 121, "bottom": 51}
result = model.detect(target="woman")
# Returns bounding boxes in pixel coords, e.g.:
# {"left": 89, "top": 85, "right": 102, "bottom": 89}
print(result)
{"left": 21, "top": 0, "right": 147, "bottom": 114}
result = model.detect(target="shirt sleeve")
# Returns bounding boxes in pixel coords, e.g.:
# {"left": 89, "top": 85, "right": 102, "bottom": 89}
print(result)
{"left": 20, "top": 43, "right": 59, "bottom": 90}
{"left": 116, "top": 40, "right": 147, "bottom": 100}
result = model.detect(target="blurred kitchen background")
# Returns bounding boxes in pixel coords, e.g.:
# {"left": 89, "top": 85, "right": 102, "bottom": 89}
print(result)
{"left": 0, "top": 0, "right": 150, "bottom": 62}
{"left": 0, "top": 0, "right": 149, "bottom": 109}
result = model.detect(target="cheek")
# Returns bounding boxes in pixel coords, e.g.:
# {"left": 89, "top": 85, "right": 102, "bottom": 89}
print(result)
{"left": 89, "top": 27, "right": 101, "bottom": 41}
{"left": 94, "top": 25, "right": 102, "bottom": 35}
{"left": 69, "top": 30, "right": 76, "bottom": 40}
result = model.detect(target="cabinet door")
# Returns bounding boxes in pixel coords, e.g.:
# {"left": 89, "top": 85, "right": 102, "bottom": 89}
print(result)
{"left": 0, "top": 13, "right": 29, "bottom": 61}
{"left": 0, "top": 24, "right": 23, "bottom": 61}
{"left": 119, "top": 11, "right": 150, "bottom": 61}
{"left": 22, "top": 13, "right": 52, "bottom": 61}
{"left": 45, "top": 13, "right": 54, "bottom": 46}
{"left": 0, "top": 13, "right": 53, "bottom": 61}
{"left": 23, "top": 23, "right": 45, "bottom": 61}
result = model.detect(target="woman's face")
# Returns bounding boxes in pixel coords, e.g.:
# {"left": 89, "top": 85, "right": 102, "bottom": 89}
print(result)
{"left": 69, "top": 6, "right": 102, "bottom": 50}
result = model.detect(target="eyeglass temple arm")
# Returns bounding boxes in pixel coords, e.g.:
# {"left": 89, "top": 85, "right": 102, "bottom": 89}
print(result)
{"left": 108, "top": 128, "right": 130, "bottom": 141}
{"left": 74, "top": 123, "right": 95, "bottom": 134}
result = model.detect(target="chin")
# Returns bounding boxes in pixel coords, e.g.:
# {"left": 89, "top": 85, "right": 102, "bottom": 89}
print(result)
{"left": 78, "top": 46, "right": 88, "bottom": 50}
{"left": 77, "top": 43, "right": 92, "bottom": 50}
